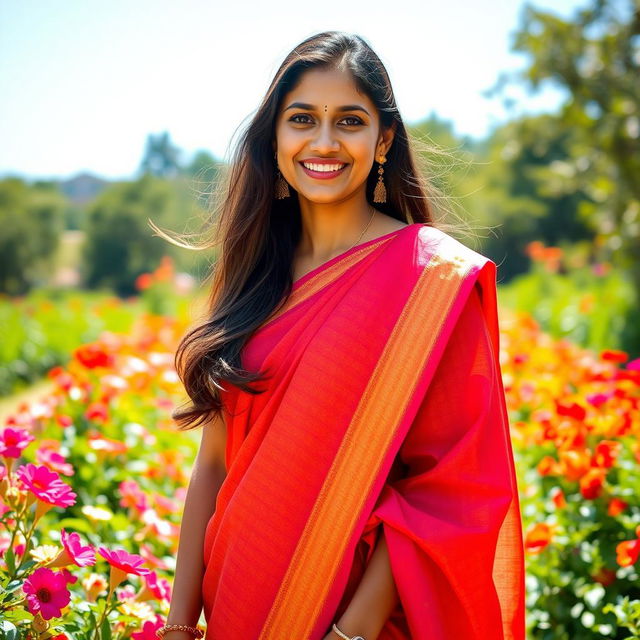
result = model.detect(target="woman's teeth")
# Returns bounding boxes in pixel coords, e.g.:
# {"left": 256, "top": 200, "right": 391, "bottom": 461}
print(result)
{"left": 302, "top": 163, "right": 345, "bottom": 172}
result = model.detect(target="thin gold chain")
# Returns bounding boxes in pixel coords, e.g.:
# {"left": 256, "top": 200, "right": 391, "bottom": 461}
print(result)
{"left": 343, "top": 205, "right": 376, "bottom": 253}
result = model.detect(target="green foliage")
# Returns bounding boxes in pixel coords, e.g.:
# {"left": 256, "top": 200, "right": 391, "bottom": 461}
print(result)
{"left": 0, "top": 289, "right": 141, "bottom": 396}
{"left": 487, "top": 0, "right": 640, "bottom": 300}
{"left": 498, "top": 258, "right": 639, "bottom": 356}
{"left": 0, "top": 177, "right": 66, "bottom": 295}
{"left": 81, "top": 174, "right": 199, "bottom": 296}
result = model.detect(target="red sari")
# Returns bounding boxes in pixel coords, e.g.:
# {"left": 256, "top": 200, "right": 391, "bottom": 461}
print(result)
{"left": 201, "top": 222, "right": 526, "bottom": 639}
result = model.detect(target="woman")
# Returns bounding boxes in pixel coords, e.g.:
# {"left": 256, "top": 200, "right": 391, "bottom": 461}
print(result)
{"left": 156, "top": 31, "right": 526, "bottom": 640}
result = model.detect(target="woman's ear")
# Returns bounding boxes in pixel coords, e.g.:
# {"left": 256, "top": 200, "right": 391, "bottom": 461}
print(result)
{"left": 378, "top": 121, "right": 397, "bottom": 157}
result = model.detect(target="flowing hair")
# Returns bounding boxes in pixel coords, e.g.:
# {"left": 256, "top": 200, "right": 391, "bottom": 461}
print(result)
{"left": 150, "top": 30, "right": 474, "bottom": 431}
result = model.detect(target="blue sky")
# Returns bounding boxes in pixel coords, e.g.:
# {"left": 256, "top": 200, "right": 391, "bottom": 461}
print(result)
{"left": 0, "top": 0, "right": 586, "bottom": 181}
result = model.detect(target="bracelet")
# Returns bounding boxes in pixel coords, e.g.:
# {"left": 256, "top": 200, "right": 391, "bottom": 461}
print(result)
{"left": 156, "top": 624, "right": 204, "bottom": 639}
{"left": 332, "top": 623, "right": 366, "bottom": 640}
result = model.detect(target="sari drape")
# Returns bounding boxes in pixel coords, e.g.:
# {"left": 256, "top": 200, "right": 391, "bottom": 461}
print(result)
{"left": 201, "top": 222, "right": 526, "bottom": 639}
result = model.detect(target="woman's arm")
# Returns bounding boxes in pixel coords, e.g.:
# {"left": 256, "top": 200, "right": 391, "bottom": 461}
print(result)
{"left": 163, "top": 412, "right": 228, "bottom": 639}
{"left": 325, "top": 530, "right": 399, "bottom": 640}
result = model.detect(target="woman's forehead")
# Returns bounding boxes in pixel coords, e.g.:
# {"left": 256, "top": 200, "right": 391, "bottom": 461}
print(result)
{"left": 281, "top": 68, "right": 372, "bottom": 109}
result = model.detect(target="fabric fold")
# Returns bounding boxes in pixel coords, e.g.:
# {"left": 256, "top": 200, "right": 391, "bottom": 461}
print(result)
{"left": 361, "top": 283, "right": 525, "bottom": 640}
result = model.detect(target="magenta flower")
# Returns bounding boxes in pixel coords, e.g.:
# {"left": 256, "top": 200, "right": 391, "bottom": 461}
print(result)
{"left": 48, "top": 529, "right": 96, "bottom": 569}
{"left": 36, "top": 448, "right": 74, "bottom": 476}
{"left": 131, "top": 616, "right": 164, "bottom": 640}
{"left": 98, "top": 547, "right": 152, "bottom": 578}
{"left": 0, "top": 427, "right": 35, "bottom": 458}
{"left": 15, "top": 464, "right": 77, "bottom": 508}
{"left": 22, "top": 567, "right": 71, "bottom": 620}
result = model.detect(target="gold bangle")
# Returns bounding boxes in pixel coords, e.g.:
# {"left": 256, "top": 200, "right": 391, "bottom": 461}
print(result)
{"left": 156, "top": 624, "right": 204, "bottom": 639}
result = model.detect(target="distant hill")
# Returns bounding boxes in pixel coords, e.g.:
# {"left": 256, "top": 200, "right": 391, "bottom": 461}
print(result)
{"left": 57, "top": 172, "right": 110, "bottom": 206}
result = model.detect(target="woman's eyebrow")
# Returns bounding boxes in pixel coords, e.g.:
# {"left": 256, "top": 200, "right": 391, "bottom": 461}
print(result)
{"left": 283, "top": 102, "right": 370, "bottom": 116}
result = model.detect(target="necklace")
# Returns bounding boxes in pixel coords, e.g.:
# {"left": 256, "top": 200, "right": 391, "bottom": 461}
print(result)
{"left": 344, "top": 205, "right": 376, "bottom": 253}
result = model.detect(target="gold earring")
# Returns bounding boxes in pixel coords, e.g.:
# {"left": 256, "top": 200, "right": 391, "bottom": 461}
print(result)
{"left": 373, "top": 154, "right": 387, "bottom": 203}
{"left": 274, "top": 151, "right": 290, "bottom": 199}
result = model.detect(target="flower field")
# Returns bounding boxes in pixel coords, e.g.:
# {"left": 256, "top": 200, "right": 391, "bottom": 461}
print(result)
{"left": 1, "top": 290, "right": 640, "bottom": 638}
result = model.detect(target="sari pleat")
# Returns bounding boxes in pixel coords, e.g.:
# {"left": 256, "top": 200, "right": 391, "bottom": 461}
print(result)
{"left": 201, "top": 223, "right": 525, "bottom": 639}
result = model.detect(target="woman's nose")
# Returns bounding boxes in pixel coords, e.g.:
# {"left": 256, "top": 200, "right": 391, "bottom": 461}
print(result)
{"left": 310, "top": 121, "right": 339, "bottom": 153}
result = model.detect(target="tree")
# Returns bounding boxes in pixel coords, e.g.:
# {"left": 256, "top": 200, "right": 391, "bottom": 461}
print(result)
{"left": 82, "top": 174, "right": 179, "bottom": 295}
{"left": 486, "top": 0, "right": 640, "bottom": 293}
{"left": 139, "top": 131, "right": 182, "bottom": 179}
{"left": 0, "top": 177, "right": 65, "bottom": 294}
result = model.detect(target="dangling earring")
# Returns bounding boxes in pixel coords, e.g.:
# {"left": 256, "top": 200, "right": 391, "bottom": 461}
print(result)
{"left": 373, "top": 154, "right": 387, "bottom": 204}
{"left": 274, "top": 151, "right": 290, "bottom": 199}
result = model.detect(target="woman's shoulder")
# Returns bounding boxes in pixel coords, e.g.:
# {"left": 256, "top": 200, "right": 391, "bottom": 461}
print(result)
{"left": 411, "top": 223, "right": 494, "bottom": 275}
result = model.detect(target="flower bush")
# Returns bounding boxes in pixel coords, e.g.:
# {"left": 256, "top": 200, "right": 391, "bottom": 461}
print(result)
{"left": 1, "top": 288, "right": 640, "bottom": 638}
{"left": 0, "top": 310, "right": 202, "bottom": 639}
{"left": 499, "top": 304, "right": 640, "bottom": 638}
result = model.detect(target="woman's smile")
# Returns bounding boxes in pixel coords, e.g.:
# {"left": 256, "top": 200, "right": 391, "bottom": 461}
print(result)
{"left": 299, "top": 159, "right": 349, "bottom": 180}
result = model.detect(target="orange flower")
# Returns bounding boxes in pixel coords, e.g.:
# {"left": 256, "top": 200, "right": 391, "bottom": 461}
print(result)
{"left": 579, "top": 467, "right": 606, "bottom": 500}
{"left": 616, "top": 538, "right": 640, "bottom": 567}
{"left": 537, "top": 455, "right": 559, "bottom": 476}
{"left": 525, "top": 522, "right": 554, "bottom": 554}
{"left": 551, "top": 487, "right": 566, "bottom": 509}
{"left": 558, "top": 448, "right": 591, "bottom": 481}
{"left": 135, "top": 273, "right": 154, "bottom": 291}
{"left": 607, "top": 497, "right": 628, "bottom": 517}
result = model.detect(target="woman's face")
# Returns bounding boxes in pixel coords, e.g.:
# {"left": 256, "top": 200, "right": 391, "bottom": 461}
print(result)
{"left": 273, "top": 66, "right": 393, "bottom": 205}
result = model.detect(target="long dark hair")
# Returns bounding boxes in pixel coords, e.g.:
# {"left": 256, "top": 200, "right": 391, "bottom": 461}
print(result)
{"left": 151, "top": 30, "right": 471, "bottom": 431}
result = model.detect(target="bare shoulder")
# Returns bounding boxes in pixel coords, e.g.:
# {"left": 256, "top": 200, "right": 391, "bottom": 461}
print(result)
{"left": 369, "top": 212, "right": 411, "bottom": 237}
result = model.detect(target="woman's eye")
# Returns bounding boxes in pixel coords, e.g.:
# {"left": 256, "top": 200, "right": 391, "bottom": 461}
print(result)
{"left": 289, "top": 114, "right": 313, "bottom": 124}
{"left": 288, "top": 114, "right": 363, "bottom": 126}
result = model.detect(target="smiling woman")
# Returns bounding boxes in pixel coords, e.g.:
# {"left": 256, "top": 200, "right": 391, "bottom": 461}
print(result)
{"left": 151, "top": 30, "right": 526, "bottom": 640}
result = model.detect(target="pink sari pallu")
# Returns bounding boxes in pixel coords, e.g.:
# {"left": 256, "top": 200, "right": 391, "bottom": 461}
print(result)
{"left": 201, "top": 223, "right": 526, "bottom": 639}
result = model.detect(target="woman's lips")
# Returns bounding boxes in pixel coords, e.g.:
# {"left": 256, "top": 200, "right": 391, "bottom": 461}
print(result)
{"left": 299, "top": 162, "right": 348, "bottom": 180}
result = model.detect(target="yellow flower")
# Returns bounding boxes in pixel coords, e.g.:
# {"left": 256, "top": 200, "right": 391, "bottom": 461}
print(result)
{"left": 117, "top": 599, "right": 155, "bottom": 620}
{"left": 30, "top": 544, "right": 60, "bottom": 564}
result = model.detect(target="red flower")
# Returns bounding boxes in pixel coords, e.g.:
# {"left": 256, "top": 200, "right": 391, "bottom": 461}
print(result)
{"left": 579, "top": 467, "right": 606, "bottom": 500}
{"left": 84, "top": 402, "right": 109, "bottom": 424}
{"left": 592, "top": 567, "right": 617, "bottom": 587}
{"left": 74, "top": 343, "right": 115, "bottom": 369}
{"left": 555, "top": 400, "right": 586, "bottom": 421}
{"left": 600, "top": 349, "right": 628, "bottom": 363}
{"left": 593, "top": 440, "right": 622, "bottom": 469}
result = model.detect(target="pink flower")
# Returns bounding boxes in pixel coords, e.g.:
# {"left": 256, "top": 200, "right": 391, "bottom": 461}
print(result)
{"left": 135, "top": 570, "right": 172, "bottom": 603}
{"left": 119, "top": 480, "right": 149, "bottom": 513}
{"left": 49, "top": 529, "right": 96, "bottom": 569}
{"left": 15, "top": 463, "right": 77, "bottom": 508}
{"left": 36, "top": 448, "right": 74, "bottom": 476}
{"left": 22, "top": 567, "right": 71, "bottom": 620}
{"left": 131, "top": 616, "right": 164, "bottom": 640}
{"left": 0, "top": 427, "right": 35, "bottom": 458}
{"left": 98, "top": 547, "right": 152, "bottom": 578}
